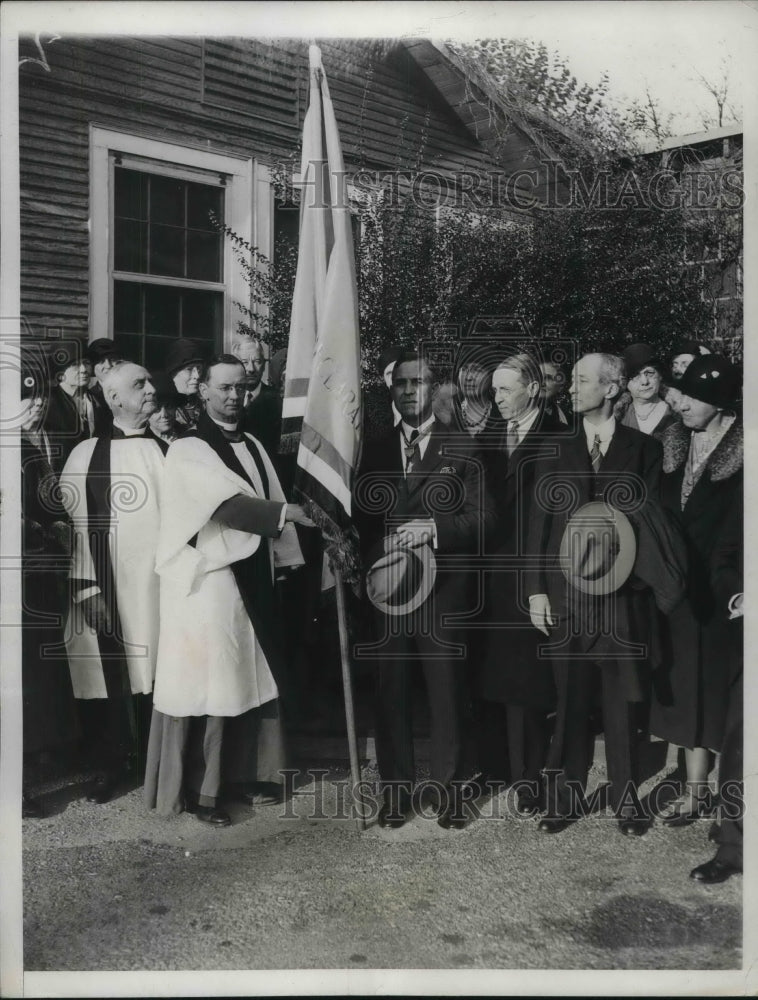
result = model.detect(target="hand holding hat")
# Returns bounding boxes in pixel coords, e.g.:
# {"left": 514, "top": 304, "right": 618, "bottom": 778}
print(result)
{"left": 390, "top": 518, "right": 435, "bottom": 550}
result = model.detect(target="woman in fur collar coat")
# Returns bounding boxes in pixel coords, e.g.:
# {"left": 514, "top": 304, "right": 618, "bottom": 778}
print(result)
{"left": 649, "top": 355, "right": 742, "bottom": 825}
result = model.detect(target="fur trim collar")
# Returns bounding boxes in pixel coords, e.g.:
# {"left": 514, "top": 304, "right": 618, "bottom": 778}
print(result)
{"left": 613, "top": 391, "right": 633, "bottom": 421}
{"left": 661, "top": 418, "right": 743, "bottom": 481}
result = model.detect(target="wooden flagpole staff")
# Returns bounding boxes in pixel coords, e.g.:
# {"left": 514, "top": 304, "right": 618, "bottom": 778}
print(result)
{"left": 331, "top": 563, "right": 367, "bottom": 832}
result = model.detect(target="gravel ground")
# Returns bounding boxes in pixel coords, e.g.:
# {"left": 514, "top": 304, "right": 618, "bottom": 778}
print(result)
{"left": 22, "top": 744, "right": 742, "bottom": 974}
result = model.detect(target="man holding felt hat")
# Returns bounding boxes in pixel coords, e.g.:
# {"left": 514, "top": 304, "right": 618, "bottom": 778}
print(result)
{"left": 354, "top": 348, "right": 495, "bottom": 830}
{"left": 525, "top": 352, "right": 662, "bottom": 836}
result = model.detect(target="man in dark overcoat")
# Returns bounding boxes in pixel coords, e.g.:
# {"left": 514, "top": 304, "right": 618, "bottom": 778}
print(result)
{"left": 525, "top": 352, "right": 662, "bottom": 836}
{"left": 354, "top": 349, "right": 495, "bottom": 829}
{"left": 475, "top": 352, "right": 566, "bottom": 813}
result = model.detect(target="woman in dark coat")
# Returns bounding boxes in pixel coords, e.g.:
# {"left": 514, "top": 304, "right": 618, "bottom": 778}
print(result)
{"left": 650, "top": 354, "right": 742, "bottom": 824}
{"left": 615, "top": 343, "right": 680, "bottom": 440}
{"left": 20, "top": 363, "right": 79, "bottom": 816}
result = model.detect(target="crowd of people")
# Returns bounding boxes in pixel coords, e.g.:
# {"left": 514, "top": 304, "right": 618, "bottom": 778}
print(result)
{"left": 19, "top": 332, "right": 742, "bottom": 886}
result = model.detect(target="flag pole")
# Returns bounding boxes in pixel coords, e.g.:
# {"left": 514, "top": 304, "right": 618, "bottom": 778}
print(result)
{"left": 331, "top": 563, "right": 366, "bottom": 832}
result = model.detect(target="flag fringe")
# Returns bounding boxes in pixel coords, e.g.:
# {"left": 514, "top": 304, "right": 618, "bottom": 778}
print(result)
{"left": 278, "top": 430, "right": 301, "bottom": 454}
{"left": 297, "top": 494, "right": 362, "bottom": 595}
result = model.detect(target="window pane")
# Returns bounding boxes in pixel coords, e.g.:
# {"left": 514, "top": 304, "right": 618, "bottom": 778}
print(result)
{"left": 144, "top": 284, "right": 181, "bottom": 337}
{"left": 115, "top": 169, "right": 148, "bottom": 221}
{"left": 113, "top": 332, "right": 144, "bottom": 366}
{"left": 187, "top": 182, "right": 223, "bottom": 231}
{"left": 114, "top": 281, "right": 142, "bottom": 334}
{"left": 186, "top": 230, "right": 222, "bottom": 282}
{"left": 273, "top": 203, "right": 300, "bottom": 263}
{"left": 114, "top": 219, "right": 147, "bottom": 273}
{"left": 150, "top": 174, "right": 185, "bottom": 227}
{"left": 181, "top": 288, "right": 222, "bottom": 345}
{"left": 149, "top": 223, "right": 185, "bottom": 278}
{"left": 144, "top": 337, "right": 174, "bottom": 374}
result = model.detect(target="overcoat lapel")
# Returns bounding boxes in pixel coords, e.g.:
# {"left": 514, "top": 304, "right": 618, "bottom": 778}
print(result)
{"left": 600, "top": 422, "right": 634, "bottom": 473}
{"left": 405, "top": 423, "right": 447, "bottom": 498}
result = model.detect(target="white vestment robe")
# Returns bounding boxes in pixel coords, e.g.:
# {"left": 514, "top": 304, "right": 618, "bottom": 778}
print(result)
{"left": 152, "top": 433, "right": 303, "bottom": 718}
{"left": 60, "top": 436, "right": 165, "bottom": 698}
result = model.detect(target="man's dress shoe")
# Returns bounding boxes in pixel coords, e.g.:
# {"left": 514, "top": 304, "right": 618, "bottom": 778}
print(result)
{"left": 537, "top": 815, "right": 573, "bottom": 834}
{"left": 195, "top": 805, "right": 232, "bottom": 827}
{"left": 85, "top": 774, "right": 118, "bottom": 804}
{"left": 690, "top": 857, "right": 741, "bottom": 884}
{"left": 618, "top": 818, "right": 650, "bottom": 837}
{"left": 516, "top": 790, "right": 544, "bottom": 817}
{"left": 377, "top": 803, "right": 409, "bottom": 830}
{"left": 436, "top": 804, "right": 467, "bottom": 831}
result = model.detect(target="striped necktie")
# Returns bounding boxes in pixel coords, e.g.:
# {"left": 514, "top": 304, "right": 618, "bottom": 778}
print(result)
{"left": 505, "top": 419, "right": 519, "bottom": 456}
{"left": 590, "top": 433, "right": 602, "bottom": 473}
{"left": 404, "top": 429, "right": 420, "bottom": 474}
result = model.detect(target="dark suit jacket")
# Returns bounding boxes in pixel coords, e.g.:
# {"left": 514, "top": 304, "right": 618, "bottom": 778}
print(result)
{"left": 524, "top": 420, "right": 662, "bottom": 673}
{"left": 354, "top": 420, "right": 495, "bottom": 624}
{"left": 477, "top": 407, "right": 566, "bottom": 707}
{"left": 43, "top": 385, "right": 108, "bottom": 472}
{"left": 242, "top": 383, "right": 282, "bottom": 459}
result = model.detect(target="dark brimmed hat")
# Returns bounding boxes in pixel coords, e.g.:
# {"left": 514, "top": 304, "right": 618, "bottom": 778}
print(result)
{"left": 164, "top": 339, "right": 209, "bottom": 378}
{"left": 623, "top": 343, "right": 666, "bottom": 381}
{"left": 559, "top": 502, "right": 637, "bottom": 596}
{"left": 365, "top": 542, "right": 436, "bottom": 615}
{"left": 671, "top": 340, "right": 710, "bottom": 361}
{"left": 378, "top": 346, "right": 403, "bottom": 375}
{"left": 150, "top": 370, "right": 184, "bottom": 408}
{"left": 47, "top": 338, "right": 89, "bottom": 376}
{"left": 85, "top": 338, "right": 123, "bottom": 366}
{"left": 678, "top": 354, "right": 740, "bottom": 409}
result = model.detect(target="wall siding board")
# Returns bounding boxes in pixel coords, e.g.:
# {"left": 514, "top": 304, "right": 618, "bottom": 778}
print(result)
{"left": 19, "top": 35, "right": 520, "bottom": 336}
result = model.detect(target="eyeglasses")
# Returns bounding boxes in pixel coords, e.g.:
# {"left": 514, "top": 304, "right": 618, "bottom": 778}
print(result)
{"left": 632, "top": 368, "right": 659, "bottom": 380}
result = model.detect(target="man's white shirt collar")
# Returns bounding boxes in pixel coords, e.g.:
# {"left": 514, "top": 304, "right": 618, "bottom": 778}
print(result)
{"left": 112, "top": 418, "right": 148, "bottom": 437}
{"left": 582, "top": 414, "right": 616, "bottom": 454}
{"left": 510, "top": 405, "right": 540, "bottom": 440}
{"left": 399, "top": 413, "right": 435, "bottom": 465}
{"left": 210, "top": 415, "right": 241, "bottom": 432}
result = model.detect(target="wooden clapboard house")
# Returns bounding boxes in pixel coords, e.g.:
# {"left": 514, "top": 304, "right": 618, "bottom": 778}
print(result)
{"left": 18, "top": 34, "right": 574, "bottom": 365}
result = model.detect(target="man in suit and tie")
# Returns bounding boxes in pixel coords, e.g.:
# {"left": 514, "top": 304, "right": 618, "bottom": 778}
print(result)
{"left": 525, "top": 352, "right": 662, "bottom": 836}
{"left": 475, "top": 353, "right": 565, "bottom": 813}
{"left": 354, "top": 349, "right": 494, "bottom": 830}
{"left": 235, "top": 337, "right": 283, "bottom": 460}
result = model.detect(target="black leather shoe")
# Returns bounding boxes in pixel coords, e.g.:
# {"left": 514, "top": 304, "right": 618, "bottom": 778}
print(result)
{"left": 708, "top": 821, "right": 721, "bottom": 844}
{"left": 22, "top": 794, "right": 45, "bottom": 819}
{"left": 437, "top": 805, "right": 467, "bottom": 831}
{"left": 377, "top": 803, "right": 409, "bottom": 829}
{"left": 85, "top": 774, "right": 118, "bottom": 804}
{"left": 195, "top": 805, "right": 231, "bottom": 827}
{"left": 516, "top": 791, "right": 544, "bottom": 817}
{"left": 690, "top": 857, "right": 741, "bottom": 884}
{"left": 538, "top": 815, "right": 573, "bottom": 834}
{"left": 618, "top": 818, "right": 650, "bottom": 837}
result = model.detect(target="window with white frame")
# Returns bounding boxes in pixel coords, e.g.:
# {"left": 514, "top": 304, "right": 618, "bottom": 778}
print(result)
{"left": 90, "top": 127, "right": 260, "bottom": 368}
